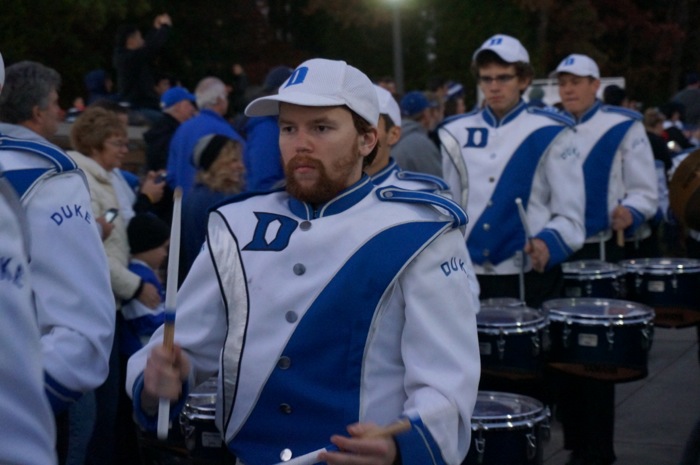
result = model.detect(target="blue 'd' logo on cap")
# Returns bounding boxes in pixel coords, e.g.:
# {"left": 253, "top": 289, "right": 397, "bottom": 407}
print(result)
{"left": 284, "top": 67, "right": 308, "bottom": 88}
{"left": 564, "top": 57, "right": 575, "bottom": 66}
{"left": 489, "top": 37, "right": 503, "bottom": 46}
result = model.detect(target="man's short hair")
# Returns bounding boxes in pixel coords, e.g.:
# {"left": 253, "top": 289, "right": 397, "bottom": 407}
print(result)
{"left": 603, "top": 85, "right": 626, "bottom": 106}
{"left": 0, "top": 61, "right": 61, "bottom": 124}
{"left": 471, "top": 50, "right": 534, "bottom": 83}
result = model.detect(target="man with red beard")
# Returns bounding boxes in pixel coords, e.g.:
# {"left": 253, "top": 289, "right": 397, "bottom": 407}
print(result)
{"left": 127, "top": 58, "right": 480, "bottom": 465}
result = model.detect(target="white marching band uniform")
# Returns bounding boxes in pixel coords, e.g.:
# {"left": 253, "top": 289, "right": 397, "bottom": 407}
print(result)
{"left": 0, "top": 176, "right": 57, "bottom": 464}
{"left": 438, "top": 100, "right": 585, "bottom": 275}
{"left": 127, "top": 176, "right": 481, "bottom": 465}
{"left": 565, "top": 101, "right": 658, "bottom": 242}
{"left": 370, "top": 157, "right": 451, "bottom": 194}
{"left": 371, "top": 157, "right": 481, "bottom": 313}
{"left": 0, "top": 124, "right": 114, "bottom": 413}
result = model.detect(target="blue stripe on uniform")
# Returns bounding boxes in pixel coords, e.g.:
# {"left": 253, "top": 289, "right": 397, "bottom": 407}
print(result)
{"left": 230, "top": 220, "right": 449, "bottom": 465}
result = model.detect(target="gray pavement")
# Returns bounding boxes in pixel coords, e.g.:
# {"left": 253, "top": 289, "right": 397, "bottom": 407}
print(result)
{"left": 543, "top": 325, "right": 700, "bottom": 465}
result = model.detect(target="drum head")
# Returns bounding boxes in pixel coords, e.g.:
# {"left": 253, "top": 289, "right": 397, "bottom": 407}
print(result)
{"left": 563, "top": 260, "right": 622, "bottom": 278}
{"left": 472, "top": 391, "right": 545, "bottom": 429}
{"left": 477, "top": 306, "right": 545, "bottom": 330}
{"left": 543, "top": 298, "right": 653, "bottom": 323}
{"left": 619, "top": 257, "right": 700, "bottom": 275}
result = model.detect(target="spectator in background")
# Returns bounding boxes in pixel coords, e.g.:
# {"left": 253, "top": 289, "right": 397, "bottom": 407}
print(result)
{"left": 180, "top": 134, "right": 245, "bottom": 283}
{"left": 143, "top": 86, "right": 197, "bottom": 172}
{"left": 673, "top": 72, "right": 700, "bottom": 127}
{"left": 228, "top": 63, "right": 250, "bottom": 122}
{"left": 660, "top": 101, "right": 694, "bottom": 152}
{"left": 167, "top": 76, "right": 245, "bottom": 199}
{"left": 527, "top": 85, "right": 546, "bottom": 108}
{"left": 113, "top": 13, "right": 173, "bottom": 125}
{"left": 153, "top": 72, "right": 177, "bottom": 99}
{"left": 376, "top": 75, "right": 398, "bottom": 98}
{"left": 603, "top": 84, "right": 629, "bottom": 107}
{"left": 644, "top": 107, "right": 673, "bottom": 171}
{"left": 392, "top": 90, "right": 442, "bottom": 176}
{"left": 242, "top": 65, "right": 293, "bottom": 191}
{"left": 444, "top": 81, "right": 466, "bottom": 117}
{"left": 84, "top": 69, "right": 119, "bottom": 106}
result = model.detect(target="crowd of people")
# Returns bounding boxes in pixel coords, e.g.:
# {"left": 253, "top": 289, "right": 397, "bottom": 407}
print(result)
{"left": 2, "top": 16, "right": 700, "bottom": 465}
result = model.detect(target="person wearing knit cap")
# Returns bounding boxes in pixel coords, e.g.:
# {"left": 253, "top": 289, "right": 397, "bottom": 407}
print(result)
{"left": 128, "top": 57, "right": 479, "bottom": 465}
{"left": 180, "top": 133, "right": 245, "bottom": 283}
{"left": 121, "top": 213, "right": 169, "bottom": 356}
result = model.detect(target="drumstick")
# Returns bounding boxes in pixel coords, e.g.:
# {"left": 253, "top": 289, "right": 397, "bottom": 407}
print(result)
{"left": 515, "top": 198, "right": 533, "bottom": 242}
{"left": 273, "top": 419, "right": 412, "bottom": 465}
{"left": 157, "top": 187, "right": 183, "bottom": 440}
{"left": 616, "top": 199, "right": 625, "bottom": 247}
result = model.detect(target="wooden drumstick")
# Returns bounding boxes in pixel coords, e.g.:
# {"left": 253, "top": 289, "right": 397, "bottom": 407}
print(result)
{"left": 616, "top": 199, "right": 625, "bottom": 247}
{"left": 157, "top": 187, "right": 183, "bottom": 440}
{"left": 274, "top": 419, "right": 412, "bottom": 465}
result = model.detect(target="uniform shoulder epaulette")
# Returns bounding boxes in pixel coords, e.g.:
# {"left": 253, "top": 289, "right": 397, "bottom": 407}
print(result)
{"left": 395, "top": 170, "right": 449, "bottom": 190}
{"left": 0, "top": 135, "right": 79, "bottom": 199}
{"left": 438, "top": 109, "right": 480, "bottom": 129}
{"left": 375, "top": 186, "right": 468, "bottom": 228}
{"left": 527, "top": 107, "right": 575, "bottom": 127}
{"left": 600, "top": 104, "right": 642, "bottom": 121}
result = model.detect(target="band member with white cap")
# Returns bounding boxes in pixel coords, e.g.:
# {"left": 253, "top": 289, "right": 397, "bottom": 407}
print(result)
{"left": 127, "top": 57, "right": 480, "bottom": 465}
{"left": 554, "top": 53, "right": 658, "bottom": 262}
{"left": 552, "top": 53, "right": 658, "bottom": 465}
{"left": 439, "top": 34, "right": 585, "bottom": 309}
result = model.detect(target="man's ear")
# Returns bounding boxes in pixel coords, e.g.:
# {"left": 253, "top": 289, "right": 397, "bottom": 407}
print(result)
{"left": 359, "top": 128, "right": 378, "bottom": 155}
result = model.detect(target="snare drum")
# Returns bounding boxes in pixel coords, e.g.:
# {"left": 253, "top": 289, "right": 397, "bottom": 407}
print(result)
{"left": 136, "top": 377, "right": 235, "bottom": 464}
{"left": 464, "top": 391, "right": 550, "bottom": 465}
{"left": 619, "top": 257, "right": 700, "bottom": 328}
{"left": 179, "top": 378, "right": 236, "bottom": 464}
{"left": 543, "top": 298, "right": 654, "bottom": 382}
{"left": 476, "top": 305, "right": 548, "bottom": 379}
{"left": 480, "top": 297, "right": 525, "bottom": 308}
{"left": 562, "top": 260, "right": 623, "bottom": 298}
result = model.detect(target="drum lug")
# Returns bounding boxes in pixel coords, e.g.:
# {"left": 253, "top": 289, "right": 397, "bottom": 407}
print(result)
{"left": 672, "top": 275, "right": 678, "bottom": 290}
{"left": 179, "top": 414, "right": 196, "bottom": 452}
{"left": 542, "top": 407, "right": 551, "bottom": 442}
{"left": 475, "top": 428, "right": 486, "bottom": 464}
{"left": 585, "top": 281, "right": 593, "bottom": 296}
{"left": 635, "top": 274, "right": 642, "bottom": 291}
{"left": 497, "top": 331, "right": 506, "bottom": 360}
{"left": 531, "top": 331, "right": 541, "bottom": 356}
{"left": 641, "top": 322, "right": 654, "bottom": 351}
{"left": 563, "top": 320, "right": 572, "bottom": 348}
{"left": 526, "top": 424, "right": 537, "bottom": 461}
{"left": 606, "top": 324, "right": 615, "bottom": 350}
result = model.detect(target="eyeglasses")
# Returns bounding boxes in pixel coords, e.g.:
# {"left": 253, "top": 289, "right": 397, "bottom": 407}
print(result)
{"left": 478, "top": 74, "right": 518, "bottom": 85}
{"left": 105, "top": 139, "right": 129, "bottom": 149}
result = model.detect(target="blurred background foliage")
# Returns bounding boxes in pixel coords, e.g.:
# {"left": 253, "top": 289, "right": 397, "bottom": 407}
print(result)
{"left": 1, "top": 0, "right": 698, "bottom": 109}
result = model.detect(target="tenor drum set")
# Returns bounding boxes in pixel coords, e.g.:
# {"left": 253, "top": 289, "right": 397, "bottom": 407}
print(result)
{"left": 471, "top": 256, "right": 700, "bottom": 464}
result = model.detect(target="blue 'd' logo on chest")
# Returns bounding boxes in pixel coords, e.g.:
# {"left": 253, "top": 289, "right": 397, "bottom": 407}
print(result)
{"left": 463, "top": 128, "right": 489, "bottom": 148}
{"left": 243, "top": 212, "right": 299, "bottom": 251}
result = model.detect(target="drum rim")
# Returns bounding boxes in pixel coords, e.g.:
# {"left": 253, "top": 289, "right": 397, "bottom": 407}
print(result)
{"left": 477, "top": 306, "right": 547, "bottom": 330}
{"left": 543, "top": 298, "right": 654, "bottom": 322}
{"left": 563, "top": 260, "right": 623, "bottom": 277}
{"left": 471, "top": 391, "right": 549, "bottom": 430}
{"left": 619, "top": 257, "right": 700, "bottom": 274}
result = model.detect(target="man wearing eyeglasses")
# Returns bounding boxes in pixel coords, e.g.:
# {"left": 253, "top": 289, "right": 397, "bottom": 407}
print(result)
{"left": 438, "top": 34, "right": 585, "bottom": 309}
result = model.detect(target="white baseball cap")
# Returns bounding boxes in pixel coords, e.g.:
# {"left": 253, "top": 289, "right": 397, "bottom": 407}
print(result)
{"left": 0, "top": 52, "right": 5, "bottom": 88}
{"left": 245, "top": 58, "right": 379, "bottom": 125}
{"left": 552, "top": 54, "right": 600, "bottom": 79}
{"left": 473, "top": 34, "right": 530, "bottom": 64}
{"left": 373, "top": 85, "right": 401, "bottom": 127}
